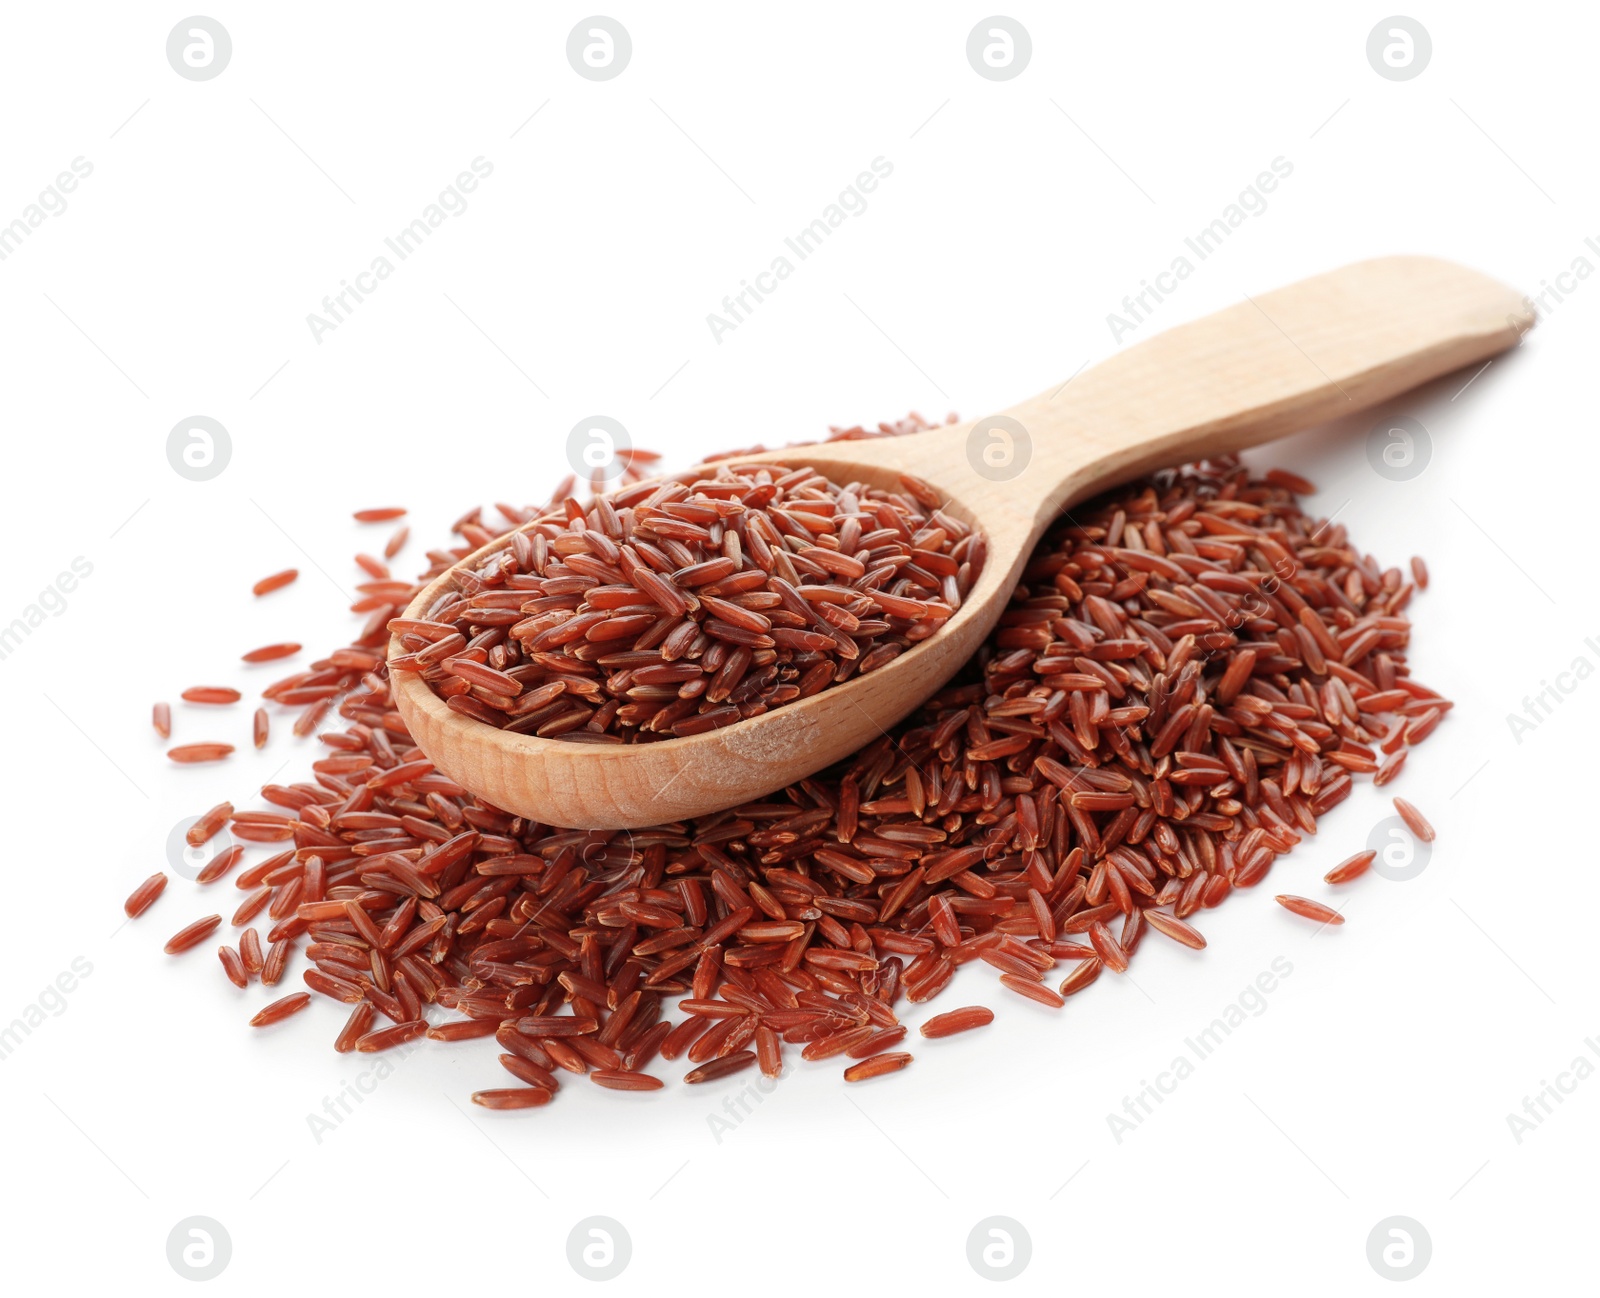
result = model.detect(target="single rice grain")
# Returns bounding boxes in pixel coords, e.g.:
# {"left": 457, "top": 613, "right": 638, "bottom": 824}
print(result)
{"left": 1275, "top": 895, "right": 1345, "bottom": 926}
{"left": 261, "top": 938, "right": 291, "bottom": 985}
{"left": 168, "top": 743, "right": 234, "bottom": 764}
{"left": 253, "top": 569, "right": 298, "bottom": 596}
{"left": 920, "top": 1006, "right": 994, "bottom": 1038}
{"left": 242, "top": 643, "right": 301, "bottom": 663}
{"left": 251, "top": 993, "right": 311, "bottom": 1027}
{"left": 123, "top": 872, "right": 168, "bottom": 918}
{"left": 591, "top": 1070, "right": 664, "bottom": 1091}
{"left": 472, "top": 1087, "right": 552, "bottom": 1109}
{"left": 1392, "top": 797, "right": 1435, "bottom": 842}
{"left": 843, "top": 1052, "right": 912, "bottom": 1082}
{"left": 684, "top": 1052, "right": 757, "bottom": 1084}
{"left": 182, "top": 687, "right": 241, "bottom": 705}
{"left": 218, "top": 945, "right": 248, "bottom": 988}
{"left": 239, "top": 927, "right": 263, "bottom": 975}
{"left": 164, "top": 915, "right": 222, "bottom": 954}
{"left": 1325, "top": 850, "right": 1376, "bottom": 885}
{"left": 186, "top": 801, "right": 233, "bottom": 847}
{"left": 999, "top": 974, "right": 1065, "bottom": 1008}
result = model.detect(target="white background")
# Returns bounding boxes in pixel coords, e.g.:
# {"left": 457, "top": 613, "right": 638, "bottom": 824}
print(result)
{"left": 0, "top": 2, "right": 1593, "bottom": 1292}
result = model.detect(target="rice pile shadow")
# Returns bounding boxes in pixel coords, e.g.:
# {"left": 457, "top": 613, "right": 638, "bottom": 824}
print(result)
{"left": 132, "top": 413, "right": 1446, "bottom": 1103}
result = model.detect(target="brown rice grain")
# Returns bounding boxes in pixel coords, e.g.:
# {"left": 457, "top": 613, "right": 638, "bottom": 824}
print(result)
{"left": 843, "top": 1052, "right": 912, "bottom": 1082}
{"left": 500, "top": 1053, "right": 561, "bottom": 1091}
{"left": 683, "top": 1052, "right": 758, "bottom": 1084}
{"left": 1059, "top": 960, "right": 1102, "bottom": 996}
{"left": 252, "top": 569, "right": 298, "bottom": 596}
{"left": 999, "top": 974, "right": 1066, "bottom": 1008}
{"left": 356, "top": 1021, "right": 428, "bottom": 1052}
{"left": 186, "top": 802, "right": 233, "bottom": 847}
{"left": 920, "top": 1006, "right": 994, "bottom": 1038}
{"left": 472, "top": 1087, "right": 552, "bottom": 1109}
{"left": 1374, "top": 749, "right": 1408, "bottom": 786}
{"left": 1392, "top": 797, "right": 1436, "bottom": 842}
{"left": 242, "top": 643, "right": 301, "bottom": 663}
{"left": 232, "top": 888, "right": 272, "bottom": 926}
{"left": 1275, "top": 895, "right": 1345, "bottom": 926}
{"left": 1143, "top": 911, "right": 1207, "bottom": 950}
{"left": 1324, "top": 850, "right": 1377, "bottom": 885}
{"left": 168, "top": 743, "right": 234, "bottom": 764}
{"left": 124, "top": 872, "right": 168, "bottom": 918}
{"left": 261, "top": 938, "right": 291, "bottom": 985}
{"left": 181, "top": 687, "right": 241, "bottom": 705}
{"left": 196, "top": 845, "right": 243, "bottom": 886}
{"left": 427, "top": 1019, "right": 500, "bottom": 1042}
{"left": 251, "top": 993, "right": 311, "bottom": 1027}
{"left": 591, "top": 1070, "right": 665, "bottom": 1092}
{"left": 218, "top": 945, "right": 248, "bottom": 988}
{"left": 335, "top": 1002, "right": 375, "bottom": 1053}
{"left": 164, "top": 915, "right": 222, "bottom": 955}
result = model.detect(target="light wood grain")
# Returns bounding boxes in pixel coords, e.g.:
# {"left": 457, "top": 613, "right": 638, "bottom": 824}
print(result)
{"left": 392, "top": 256, "right": 1531, "bottom": 828}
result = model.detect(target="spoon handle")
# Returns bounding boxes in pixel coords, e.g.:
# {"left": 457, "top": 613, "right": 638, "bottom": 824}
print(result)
{"left": 848, "top": 256, "right": 1531, "bottom": 532}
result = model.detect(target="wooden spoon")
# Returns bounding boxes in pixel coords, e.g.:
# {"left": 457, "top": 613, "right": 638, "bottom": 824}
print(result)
{"left": 392, "top": 255, "right": 1530, "bottom": 829}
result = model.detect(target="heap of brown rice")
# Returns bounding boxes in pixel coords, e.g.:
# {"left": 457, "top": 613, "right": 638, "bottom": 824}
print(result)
{"left": 131, "top": 414, "right": 1445, "bottom": 1104}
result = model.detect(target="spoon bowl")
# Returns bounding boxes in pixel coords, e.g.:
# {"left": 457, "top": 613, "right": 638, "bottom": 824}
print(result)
{"left": 391, "top": 255, "right": 1531, "bottom": 828}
